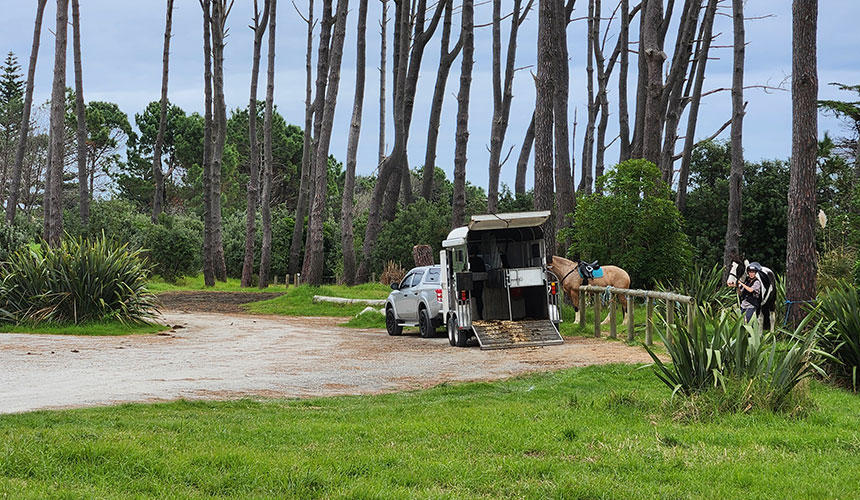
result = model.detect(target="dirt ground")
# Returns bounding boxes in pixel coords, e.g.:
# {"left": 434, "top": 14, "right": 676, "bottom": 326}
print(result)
{"left": 0, "top": 302, "right": 654, "bottom": 414}
{"left": 157, "top": 291, "right": 284, "bottom": 313}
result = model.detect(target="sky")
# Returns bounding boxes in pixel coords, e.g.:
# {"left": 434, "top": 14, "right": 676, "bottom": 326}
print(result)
{"left": 2, "top": 0, "right": 859, "bottom": 193}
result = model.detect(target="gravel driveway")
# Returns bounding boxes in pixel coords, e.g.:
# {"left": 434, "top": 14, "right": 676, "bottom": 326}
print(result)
{"left": 0, "top": 311, "right": 653, "bottom": 414}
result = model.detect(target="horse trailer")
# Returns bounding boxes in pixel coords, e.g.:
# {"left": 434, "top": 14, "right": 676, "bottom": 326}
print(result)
{"left": 439, "top": 211, "right": 564, "bottom": 349}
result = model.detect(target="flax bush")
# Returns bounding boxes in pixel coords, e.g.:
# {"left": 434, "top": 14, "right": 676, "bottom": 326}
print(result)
{"left": 645, "top": 308, "right": 826, "bottom": 412}
{"left": 1, "top": 236, "right": 158, "bottom": 324}
{"left": 817, "top": 281, "right": 860, "bottom": 390}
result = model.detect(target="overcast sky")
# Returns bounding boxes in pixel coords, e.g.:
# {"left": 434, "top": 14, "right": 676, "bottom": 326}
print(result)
{"left": 2, "top": 1, "right": 859, "bottom": 192}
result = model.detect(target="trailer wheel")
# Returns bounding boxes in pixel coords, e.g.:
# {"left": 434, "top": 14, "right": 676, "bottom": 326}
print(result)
{"left": 419, "top": 309, "right": 434, "bottom": 338}
{"left": 448, "top": 314, "right": 468, "bottom": 348}
{"left": 386, "top": 308, "right": 402, "bottom": 336}
{"left": 454, "top": 324, "right": 469, "bottom": 347}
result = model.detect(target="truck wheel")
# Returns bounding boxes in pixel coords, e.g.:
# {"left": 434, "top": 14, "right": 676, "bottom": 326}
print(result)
{"left": 419, "top": 309, "right": 434, "bottom": 338}
{"left": 386, "top": 308, "right": 402, "bottom": 336}
{"left": 447, "top": 314, "right": 457, "bottom": 346}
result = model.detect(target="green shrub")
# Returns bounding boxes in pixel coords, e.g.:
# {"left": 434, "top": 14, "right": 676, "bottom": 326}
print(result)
{"left": 77, "top": 199, "right": 151, "bottom": 248}
{"left": 853, "top": 254, "right": 860, "bottom": 286}
{"left": 143, "top": 214, "right": 203, "bottom": 282}
{"left": 645, "top": 309, "right": 825, "bottom": 411}
{"left": 818, "top": 281, "right": 860, "bottom": 390}
{"left": 818, "top": 248, "right": 857, "bottom": 292}
{"left": 222, "top": 206, "right": 295, "bottom": 280}
{"left": 1, "top": 235, "right": 158, "bottom": 324}
{"left": 657, "top": 263, "right": 733, "bottom": 316}
{"left": 567, "top": 159, "right": 692, "bottom": 288}
{"left": 0, "top": 223, "right": 29, "bottom": 264}
{"left": 372, "top": 199, "right": 451, "bottom": 275}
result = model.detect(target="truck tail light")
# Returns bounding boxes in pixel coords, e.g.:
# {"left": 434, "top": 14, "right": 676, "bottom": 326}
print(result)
{"left": 460, "top": 290, "right": 468, "bottom": 302}
{"left": 550, "top": 282, "right": 558, "bottom": 295}
{"left": 436, "top": 289, "right": 443, "bottom": 302}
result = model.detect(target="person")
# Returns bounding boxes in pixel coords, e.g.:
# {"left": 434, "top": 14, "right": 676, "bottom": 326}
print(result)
{"left": 736, "top": 262, "right": 762, "bottom": 323}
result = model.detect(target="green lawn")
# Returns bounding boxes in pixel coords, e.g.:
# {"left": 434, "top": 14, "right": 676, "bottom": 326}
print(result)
{"left": 0, "top": 321, "right": 169, "bottom": 336}
{"left": 147, "top": 275, "right": 278, "bottom": 293}
{"left": 1, "top": 365, "right": 858, "bottom": 498}
{"left": 244, "top": 284, "right": 390, "bottom": 318}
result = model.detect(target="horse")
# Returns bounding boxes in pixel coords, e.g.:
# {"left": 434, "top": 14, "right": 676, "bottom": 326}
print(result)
{"left": 727, "top": 258, "right": 777, "bottom": 330}
{"left": 549, "top": 256, "right": 631, "bottom": 324}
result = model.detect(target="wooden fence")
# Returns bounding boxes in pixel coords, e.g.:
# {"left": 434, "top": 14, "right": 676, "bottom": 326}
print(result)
{"left": 576, "top": 285, "right": 695, "bottom": 345}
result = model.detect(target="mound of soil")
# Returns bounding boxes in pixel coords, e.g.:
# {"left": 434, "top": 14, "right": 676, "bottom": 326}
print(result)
{"left": 157, "top": 291, "right": 283, "bottom": 313}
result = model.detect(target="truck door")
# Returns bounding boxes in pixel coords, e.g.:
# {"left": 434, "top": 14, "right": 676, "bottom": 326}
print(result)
{"left": 399, "top": 270, "right": 424, "bottom": 321}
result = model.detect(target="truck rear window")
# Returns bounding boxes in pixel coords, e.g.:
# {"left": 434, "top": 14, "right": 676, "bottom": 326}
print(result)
{"left": 425, "top": 268, "right": 441, "bottom": 283}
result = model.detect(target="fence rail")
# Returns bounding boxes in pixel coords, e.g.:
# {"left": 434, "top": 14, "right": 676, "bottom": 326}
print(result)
{"left": 576, "top": 285, "right": 695, "bottom": 345}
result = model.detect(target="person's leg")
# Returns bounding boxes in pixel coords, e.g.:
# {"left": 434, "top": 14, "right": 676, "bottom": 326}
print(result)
{"left": 744, "top": 307, "right": 755, "bottom": 323}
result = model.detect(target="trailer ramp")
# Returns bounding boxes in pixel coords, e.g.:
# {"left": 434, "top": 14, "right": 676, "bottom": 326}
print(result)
{"left": 471, "top": 320, "right": 563, "bottom": 350}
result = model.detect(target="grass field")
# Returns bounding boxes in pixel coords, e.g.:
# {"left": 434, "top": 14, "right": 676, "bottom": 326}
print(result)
{"left": 1, "top": 365, "right": 858, "bottom": 498}
{"left": 244, "top": 284, "right": 390, "bottom": 318}
{"left": 0, "top": 321, "right": 169, "bottom": 336}
{"left": 147, "top": 275, "right": 278, "bottom": 293}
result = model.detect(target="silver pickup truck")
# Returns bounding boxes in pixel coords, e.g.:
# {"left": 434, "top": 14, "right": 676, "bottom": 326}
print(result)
{"left": 385, "top": 265, "right": 444, "bottom": 339}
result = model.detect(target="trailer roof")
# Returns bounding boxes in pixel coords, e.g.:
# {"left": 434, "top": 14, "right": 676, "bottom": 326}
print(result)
{"left": 442, "top": 211, "right": 551, "bottom": 248}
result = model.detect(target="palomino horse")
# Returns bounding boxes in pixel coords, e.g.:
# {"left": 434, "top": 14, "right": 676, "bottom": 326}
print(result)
{"left": 549, "top": 256, "right": 631, "bottom": 324}
{"left": 727, "top": 258, "right": 777, "bottom": 330}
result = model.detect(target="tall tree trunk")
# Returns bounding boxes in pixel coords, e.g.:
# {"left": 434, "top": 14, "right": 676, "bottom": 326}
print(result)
{"left": 210, "top": 0, "right": 229, "bottom": 281}
{"left": 487, "top": 0, "right": 529, "bottom": 213}
{"left": 71, "top": 0, "right": 88, "bottom": 228}
{"left": 722, "top": 0, "right": 745, "bottom": 279}
{"left": 579, "top": 0, "right": 596, "bottom": 194}
{"left": 786, "top": 0, "right": 818, "bottom": 325}
{"left": 259, "top": 0, "right": 277, "bottom": 287}
{"left": 631, "top": 2, "right": 647, "bottom": 158}
{"left": 534, "top": 0, "right": 555, "bottom": 256}
{"left": 451, "top": 0, "right": 473, "bottom": 228}
{"left": 43, "top": 137, "right": 52, "bottom": 240}
{"left": 341, "top": 0, "right": 368, "bottom": 285}
{"left": 356, "top": 0, "right": 445, "bottom": 281}
{"left": 291, "top": 0, "right": 333, "bottom": 274}
{"left": 5, "top": 0, "right": 47, "bottom": 224}
{"left": 514, "top": 111, "right": 535, "bottom": 195}
{"left": 676, "top": 0, "right": 717, "bottom": 212}
{"left": 658, "top": 0, "right": 698, "bottom": 181}
{"left": 421, "top": 0, "right": 460, "bottom": 201}
{"left": 288, "top": 0, "right": 315, "bottom": 276}
{"left": 47, "top": 0, "right": 70, "bottom": 246}
{"left": 303, "top": 0, "right": 349, "bottom": 285}
{"left": 152, "top": 0, "right": 174, "bottom": 222}
{"left": 309, "top": 0, "right": 335, "bottom": 209}
{"left": 641, "top": 0, "right": 665, "bottom": 166}
{"left": 242, "top": 0, "right": 269, "bottom": 287}
{"left": 552, "top": 0, "right": 572, "bottom": 244}
{"left": 201, "top": 0, "right": 216, "bottom": 286}
{"left": 378, "top": 0, "right": 387, "bottom": 167}
{"left": 617, "top": 0, "right": 631, "bottom": 162}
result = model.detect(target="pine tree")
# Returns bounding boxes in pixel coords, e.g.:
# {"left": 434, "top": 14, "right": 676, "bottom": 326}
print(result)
{"left": 0, "top": 51, "right": 24, "bottom": 198}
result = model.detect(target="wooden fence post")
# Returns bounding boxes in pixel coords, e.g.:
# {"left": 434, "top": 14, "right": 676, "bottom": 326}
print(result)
{"left": 666, "top": 300, "right": 674, "bottom": 328}
{"left": 626, "top": 296, "right": 635, "bottom": 341}
{"left": 687, "top": 302, "right": 695, "bottom": 332}
{"left": 594, "top": 295, "right": 602, "bottom": 338}
{"left": 579, "top": 292, "right": 587, "bottom": 329}
{"left": 609, "top": 298, "right": 617, "bottom": 339}
{"left": 645, "top": 297, "right": 654, "bottom": 346}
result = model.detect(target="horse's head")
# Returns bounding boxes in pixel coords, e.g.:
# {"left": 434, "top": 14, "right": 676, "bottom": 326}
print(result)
{"left": 726, "top": 258, "right": 750, "bottom": 287}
